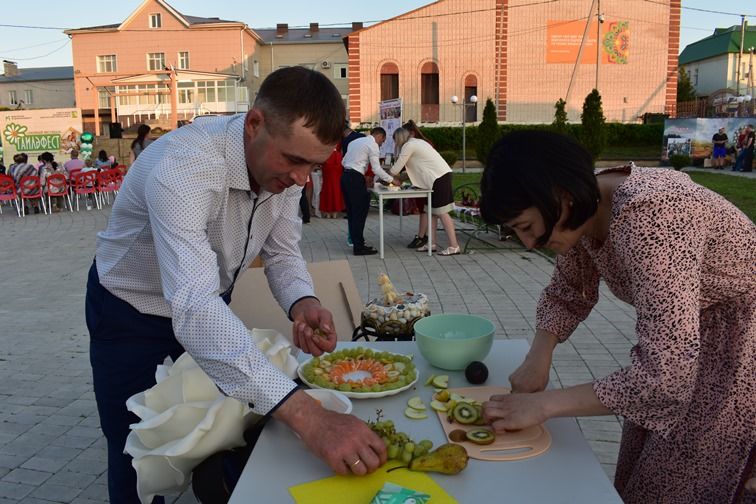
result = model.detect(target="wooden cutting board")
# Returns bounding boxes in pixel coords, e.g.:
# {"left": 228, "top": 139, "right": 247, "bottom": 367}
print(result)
{"left": 435, "top": 386, "right": 552, "bottom": 461}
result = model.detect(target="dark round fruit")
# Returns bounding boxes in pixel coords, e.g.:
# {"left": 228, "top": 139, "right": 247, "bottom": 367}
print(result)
{"left": 466, "top": 428, "right": 495, "bottom": 445}
{"left": 465, "top": 361, "right": 489, "bottom": 384}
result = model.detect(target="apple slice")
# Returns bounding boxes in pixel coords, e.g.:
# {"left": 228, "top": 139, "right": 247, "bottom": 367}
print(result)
{"left": 431, "top": 375, "right": 449, "bottom": 389}
{"left": 404, "top": 407, "right": 428, "bottom": 420}
{"left": 407, "top": 396, "right": 426, "bottom": 411}
{"left": 424, "top": 374, "right": 436, "bottom": 386}
{"left": 430, "top": 400, "right": 449, "bottom": 412}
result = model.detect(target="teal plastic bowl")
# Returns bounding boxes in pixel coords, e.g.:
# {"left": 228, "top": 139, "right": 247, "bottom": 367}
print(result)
{"left": 414, "top": 314, "right": 495, "bottom": 370}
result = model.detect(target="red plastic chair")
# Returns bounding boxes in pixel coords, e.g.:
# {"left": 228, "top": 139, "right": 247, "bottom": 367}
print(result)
{"left": 97, "top": 169, "right": 120, "bottom": 205}
{"left": 71, "top": 171, "right": 101, "bottom": 211}
{"left": 18, "top": 175, "right": 47, "bottom": 216}
{"left": 0, "top": 174, "right": 21, "bottom": 217}
{"left": 46, "top": 173, "right": 73, "bottom": 213}
{"left": 114, "top": 164, "right": 128, "bottom": 177}
{"left": 68, "top": 168, "right": 82, "bottom": 181}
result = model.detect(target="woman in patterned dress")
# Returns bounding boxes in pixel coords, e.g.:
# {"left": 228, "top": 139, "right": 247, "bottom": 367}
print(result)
{"left": 479, "top": 130, "right": 755, "bottom": 503}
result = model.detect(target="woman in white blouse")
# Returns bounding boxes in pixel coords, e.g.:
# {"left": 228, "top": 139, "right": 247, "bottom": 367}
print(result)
{"left": 390, "top": 127, "right": 461, "bottom": 255}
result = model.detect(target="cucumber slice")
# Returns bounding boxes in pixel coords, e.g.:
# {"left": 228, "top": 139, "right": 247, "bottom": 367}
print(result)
{"left": 404, "top": 407, "right": 428, "bottom": 420}
{"left": 407, "top": 396, "right": 426, "bottom": 411}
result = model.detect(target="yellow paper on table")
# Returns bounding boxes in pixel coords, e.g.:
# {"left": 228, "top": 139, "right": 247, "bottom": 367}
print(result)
{"left": 288, "top": 462, "right": 457, "bottom": 504}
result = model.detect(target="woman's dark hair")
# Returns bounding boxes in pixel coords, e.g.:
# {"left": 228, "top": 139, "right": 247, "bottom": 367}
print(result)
{"left": 13, "top": 153, "right": 28, "bottom": 164}
{"left": 480, "top": 130, "right": 600, "bottom": 248}
{"left": 402, "top": 119, "right": 431, "bottom": 144}
{"left": 131, "top": 124, "right": 152, "bottom": 150}
{"left": 98, "top": 150, "right": 108, "bottom": 162}
{"left": 254, "top": 66, "right": 345, "bottom": 145}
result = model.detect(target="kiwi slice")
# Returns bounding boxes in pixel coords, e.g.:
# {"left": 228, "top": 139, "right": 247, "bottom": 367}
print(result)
{"left": 452, "top": 402, "right": 479, "bottom": 425}
{"left": 466, "top": 428, "right": 495, "bottom": 445}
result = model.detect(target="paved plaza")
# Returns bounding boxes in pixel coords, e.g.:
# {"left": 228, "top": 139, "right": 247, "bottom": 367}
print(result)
{"left": 0, "top": 201, "right": 637, "bottom": 503}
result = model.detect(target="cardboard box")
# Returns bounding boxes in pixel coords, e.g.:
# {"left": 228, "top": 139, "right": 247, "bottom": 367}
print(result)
{"left": 229, "top": 260, "right": 362, "bottom": 341}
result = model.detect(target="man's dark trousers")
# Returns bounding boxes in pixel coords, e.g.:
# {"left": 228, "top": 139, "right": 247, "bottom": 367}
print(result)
{"left": 340, "top": 168, "right": 370, "bottom": 249}
{"left": 86, "top": 263, "right": 232, "bottom": 503}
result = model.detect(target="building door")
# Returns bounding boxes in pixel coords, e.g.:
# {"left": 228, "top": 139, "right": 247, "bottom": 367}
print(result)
{"left": 464, "top": 75, "right": 478, "bottom": 122}
{"left": 421, "top": 62, "right": 439, "bottom": 123}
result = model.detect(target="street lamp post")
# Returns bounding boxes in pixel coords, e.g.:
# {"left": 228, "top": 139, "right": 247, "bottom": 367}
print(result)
{"left": 451, "top": 94, "right": 478, "bottom": 173}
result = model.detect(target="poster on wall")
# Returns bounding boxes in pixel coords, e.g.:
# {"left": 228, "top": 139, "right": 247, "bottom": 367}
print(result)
{"left": 662, "top": 117, "right": 756, "bottom": 159}
{"left": 546, "top": 19, "right": 629, "bottom": 65}
{"left": 0, "top": 108, "right": 83, "bottom": 165}
{"left": 379, "top": 98, "right": 402, "bottom": 160}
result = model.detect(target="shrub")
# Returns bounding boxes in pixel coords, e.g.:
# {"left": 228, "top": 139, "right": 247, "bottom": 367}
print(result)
{"left": 439, "top": 150, "right": 458, "bottom": 167}
{"left": 552, "top": 98, "right": 568, "bottom": 133}
{"left": 580, "top": 89, "right": 607, "bottom": 160}
{"left": 475, "top": 98, "right": 500, "bottom": 163}
{"left": 668, "top": 154, "right": 691, "bottom": 170}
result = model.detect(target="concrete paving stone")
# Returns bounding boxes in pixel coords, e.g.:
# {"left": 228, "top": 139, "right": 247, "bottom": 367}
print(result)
{"left": 4, "top": 415, "right": 46, "bottom": 428}
{"left": 0, "top": 469, "right": 7, "bottom": 480}
{"left": 25, "top": 425, "right": 70, "bottom": 439}
{"left": 0, "top": 481, "right": 35, "bottom": 500}
{"left": 75, "top": 483, "right": 107, "bottom": 501}
{"left": 4, "top": 397, "right": 38, "bottom": 407}
{"left": 0, "top": 453, "right": 31, "bottom": 471}
{"left": 20, "top": 458, "right": 69, "bottom": 474}
{"left": 587, "top": 440, "right": 622, "bottom": 464}
{"left": 50, "top": 436, "right": 95, "bottom": 451}
{"left": 62, "top": 459, "right": 105, "bottom": 477}
{"left": 582, "top": 428, "right": 623, "bottom": 443}
{"left": 69, "top": 498, "right": 107, "bottom": 504}
{"left": 1, "top": 469, "right": 52, "bottom": 486}
{"left": 62, "top": 428, "right": 100, "bottom": 441}
{"left": 38, "top": 416, "right": 81, "bottom": 428}
{"left": 44, "top": 471, "right": 97, "bottom": 490}
{"left": 0, "top": 441, "right": 45, "bottom": 459}
{"left": 74, "top": 447, "right": 106, "bottom": 463}
{"left": 32, "top": 397, "right": 76, "bottom": 409}
{"left": 601, "top": 463, "right": 617, "bottom": 481}
{"left": 30, "top": 482, "right": 81, "bottom": 502}
{"left": 35, "top": 447, "right": 80, "bottom": 464}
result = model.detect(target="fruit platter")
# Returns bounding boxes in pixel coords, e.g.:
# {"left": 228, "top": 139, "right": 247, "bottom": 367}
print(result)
{"left": 297, "top": 347, "right": 418, "bottom": 399}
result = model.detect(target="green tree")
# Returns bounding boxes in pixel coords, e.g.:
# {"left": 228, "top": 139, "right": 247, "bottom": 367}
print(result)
{"left": 677, "top": 67, "right": 697, "bottom": 102}
{"left": 552, "top": 98, "right": 568, "bottom": 133}
{"left": 580, "top": 89, "right": 607, "bottom": 160}
{"left": 475, "top": 98, "right": 500, "bottom": 163}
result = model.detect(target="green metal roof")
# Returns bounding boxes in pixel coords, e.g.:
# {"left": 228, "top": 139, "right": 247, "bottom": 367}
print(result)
{"left": 679, "top": 26, "right": 756, "bottom": 65}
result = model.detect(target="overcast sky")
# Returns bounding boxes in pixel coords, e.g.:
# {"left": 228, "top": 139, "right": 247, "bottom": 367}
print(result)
{"left": 0, "top": 0, "right": 753, "bottom": 68}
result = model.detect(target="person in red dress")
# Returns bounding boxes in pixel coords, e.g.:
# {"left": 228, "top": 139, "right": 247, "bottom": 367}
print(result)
{"left": 318, "top": 147, "right": 345, "bottom": 218}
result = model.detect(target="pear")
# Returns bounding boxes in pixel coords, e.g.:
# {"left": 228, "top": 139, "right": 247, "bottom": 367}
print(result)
{"left": 408, "top": 443, "right": 469, "bottom": 475}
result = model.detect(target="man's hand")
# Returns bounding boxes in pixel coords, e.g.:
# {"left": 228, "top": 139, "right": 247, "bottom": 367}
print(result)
{"left": 274, "top": 390, "right": 387, "bottom": 475}
{"left": 290, "top": 298, "right": 337, "bottom": 356}
{"left": 392, "top": 176, "right": 402, "bottom": 186}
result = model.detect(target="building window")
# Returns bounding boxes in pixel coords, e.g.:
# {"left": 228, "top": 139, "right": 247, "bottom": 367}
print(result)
{"left": 150, "top": 13, "right": 162, "bottom": 28}
{"left": 178, "top": 82, "right": 194, "bottom": 104}
{"left": 216, "top": 80, "right": 236, "bottom": 102}
{"left": 692, "top": 68, "right": 698, "bottom": 86}
{"left": 253, "top": 60, "right": 260, "bottom": 78}
{"left": 380, "top": 62, "right": 399, "bottom": 101}
{"left": 9, "top": 90, "right": 17, "bottom": 105}
{"left": 97, "top": 55, "right": 117, "bottom": 73}
{"left": 178, "top": 52, "right": 190, "bottom": 70}
{"left": 147, "top": 52, "right": 165, "bottom": 71}
{"left": 98, "top": 90, "right": 110, "bottom": 108}
{"left": 333, "top": 64, "right": 348, "bottom": 79}
{"left": 196, "top": 81, "right": 216, "bottom": 103}
{"left": 24, "top": 90, "right": 33, "bottom": 105}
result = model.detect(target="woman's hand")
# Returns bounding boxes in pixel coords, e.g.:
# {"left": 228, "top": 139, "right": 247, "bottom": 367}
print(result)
{"left": 509, "top": 354, "right": 551, "bottom": 393}
{"left": 290, "top": 298, "right": 337, "bottom": 356}
{"left": 482, "top": 392, "right": 550, "bottom": 432}
{"left": 509, "top": 329, "right": 559, "bottom": 393}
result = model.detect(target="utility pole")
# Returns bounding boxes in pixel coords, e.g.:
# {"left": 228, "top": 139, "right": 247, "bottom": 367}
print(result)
{"left": 736, "top": 16, "right": 747, "bottom": 96}
{"left": 566, "top": 0, "right": 598, "bottom": 105}
{"left": 596, "top": 0, "right": 603, "bottom": 90}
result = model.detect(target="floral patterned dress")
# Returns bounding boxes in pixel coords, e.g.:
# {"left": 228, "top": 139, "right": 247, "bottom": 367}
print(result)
{"left": 536, "top": 167, "right": 756, "bottom": 503}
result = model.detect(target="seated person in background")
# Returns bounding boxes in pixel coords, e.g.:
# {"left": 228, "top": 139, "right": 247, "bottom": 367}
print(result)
{"left": 390, "top": 127, "right": 461, "bottom": 256}
{"left": 95, "top": 150, "right": 113, "bottom": 169}
{"left": 9, "top": 153, "right": 42, "bottom": 213}
{"left": 64, "top": 149, "right": 86, "bottom": 177}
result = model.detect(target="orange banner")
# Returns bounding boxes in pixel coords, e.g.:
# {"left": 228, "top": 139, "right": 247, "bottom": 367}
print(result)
{"left": 546, "top": 20, "right": 629, "bottom": 65}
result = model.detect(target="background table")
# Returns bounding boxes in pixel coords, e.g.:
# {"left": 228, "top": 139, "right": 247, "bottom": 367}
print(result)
{"left": 229, "top": 340, "right": 623, "bottom": 503}
{"left": 371, "top": 185, "right": 433, "bottom": 259}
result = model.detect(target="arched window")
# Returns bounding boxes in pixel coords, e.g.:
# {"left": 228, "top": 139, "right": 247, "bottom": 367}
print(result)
{"left": 421, "top": 61, "right": 439, "bottom": 123}
{"left": 380, "top": 62, "right": 399, "bottom": 101}
{"left": 464, "top": 74, "right": 478, "bottom": 122}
